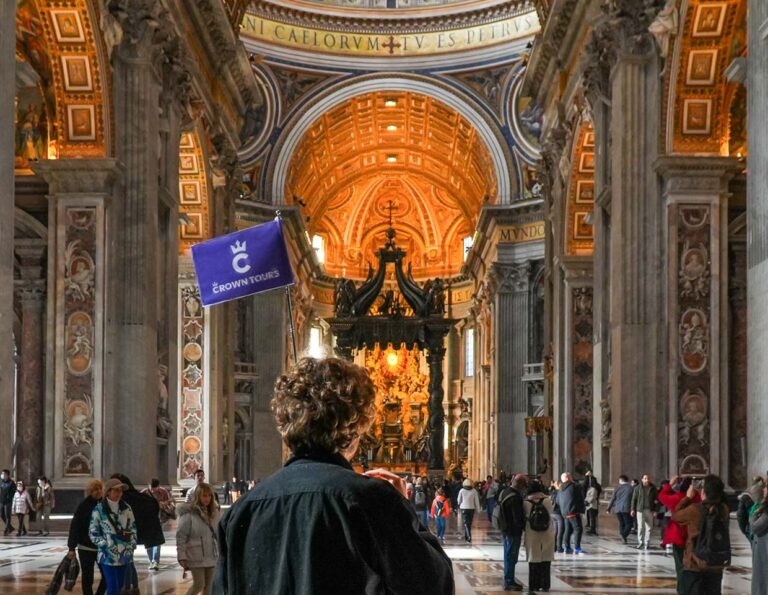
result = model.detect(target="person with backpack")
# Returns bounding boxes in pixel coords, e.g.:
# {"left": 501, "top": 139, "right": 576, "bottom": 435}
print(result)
{"left": 750, "top": 483, "right": 768, "bottom": 595}
{"left": 659, "top": 476, "right": 701, "bottom": 595}
{"left": 431, "top": 487, "right": 451, "bottom": 544}
{"left": 523, "top": 479, "right": 554, "bottom": 593}
{"left": 414, "top": 477, "right": 430, "bottom": 530}
{"left": 457, "top": 478, "right": 481, "bottom": 543}
{"left": 495, "top": 474, "right": 527, "bottom": 591}
{"left": 671, "top": 474, "right": 731, "bottom": 595}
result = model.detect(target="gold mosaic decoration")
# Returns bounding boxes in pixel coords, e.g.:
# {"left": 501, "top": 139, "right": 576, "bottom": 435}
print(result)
{"left": 178, "top": 131, "right": 211, "bottom": 254}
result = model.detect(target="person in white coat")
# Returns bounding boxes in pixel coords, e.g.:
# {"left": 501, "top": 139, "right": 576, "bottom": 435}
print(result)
{"left": 523, "top": 480, "right": 555, "bottom": 593}
{"left": 11, "top": 481, "right": 35, "bottom": 536}
{"left": 177, "top": 482, "right": 220, "bottom": 595}
{"left": 457, "top": 479, "right": 481, "bottom": 543}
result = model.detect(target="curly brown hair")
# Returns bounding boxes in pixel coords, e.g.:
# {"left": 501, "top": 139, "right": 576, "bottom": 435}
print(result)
{"left": 271, "top": 357, "right": 376, "bottom": 456}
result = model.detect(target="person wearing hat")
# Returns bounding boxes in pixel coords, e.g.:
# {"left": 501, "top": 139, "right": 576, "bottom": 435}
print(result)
{"left": 88, "top": 478, "right": 137, "bottom": 595}
{"left": 457, "top": 478, "right": 481, "bottom": 543}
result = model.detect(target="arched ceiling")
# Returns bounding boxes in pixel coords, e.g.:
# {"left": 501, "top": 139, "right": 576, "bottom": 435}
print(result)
{"left": 285, "top": 91, "right": 497, "bottom": 280}
{"left": 565, "top": 121, "right": 594, "bottom": 257}
{"left": 667, "top": 0, "right": 746, "bottom": 156}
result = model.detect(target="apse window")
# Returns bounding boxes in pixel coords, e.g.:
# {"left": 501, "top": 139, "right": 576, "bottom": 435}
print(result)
{"left": 312, "top": 234, "right": 325, "bottom": 264}
{"left": 308, "top": 326, "right": 324, "bottom": 359}
{"left": 463, "top": 236, "right": 474, "bottom": 261}
{"left": 465, "top": 328, "right": 475, "bottom": 377}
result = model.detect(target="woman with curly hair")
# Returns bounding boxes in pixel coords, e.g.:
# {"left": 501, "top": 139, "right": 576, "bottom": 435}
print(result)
{"left": 213, "top": 357, "right": 453, "bottom": 594}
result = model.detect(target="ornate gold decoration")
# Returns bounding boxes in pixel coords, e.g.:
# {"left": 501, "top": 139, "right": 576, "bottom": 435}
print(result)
{"left": 19, "top": 0, "right": 110, "bottom": 158}
{"left": 565, "top": 122, "right": 595, "bottom": 256}
{"left": 669, "top": 0, "right": 746, "bottom": 155}
{"left": 525, "top": 415, "right": 552, "bottom": 437}
{"left": 286, "top": 91, "right": 496, "bottom": 280}
{"left": 361, "top": 344, "right": 431, "bottom": 465}
{"left": 178, "top": 131, "right": 211, "bottom": 253}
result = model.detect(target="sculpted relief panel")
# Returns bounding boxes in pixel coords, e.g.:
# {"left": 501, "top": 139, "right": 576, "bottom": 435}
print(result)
{"left": 676, "top": 206, "right": 712, "bottom": 476}
{"left": 62, "top": 208, "right": 97, "bottom": 476}
{"left": 179, "top": 285, "right": 206, "bottom": 479}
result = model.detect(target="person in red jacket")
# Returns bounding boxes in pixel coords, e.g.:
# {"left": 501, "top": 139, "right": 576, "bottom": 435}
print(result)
{"left": 431, "top": 488, "right": 451, "bottom": 544}
{"left": 658, "top": 476, "right": 701, "bottom": 595}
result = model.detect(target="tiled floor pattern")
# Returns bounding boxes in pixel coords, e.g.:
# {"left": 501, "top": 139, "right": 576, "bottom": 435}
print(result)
{"left": 0, "top": 514, "right": 754, "bottom": 594}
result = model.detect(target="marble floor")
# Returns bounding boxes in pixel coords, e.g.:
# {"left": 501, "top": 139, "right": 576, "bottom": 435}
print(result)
{"left": 0, "top": 512, "right": 754, "bottom": 594}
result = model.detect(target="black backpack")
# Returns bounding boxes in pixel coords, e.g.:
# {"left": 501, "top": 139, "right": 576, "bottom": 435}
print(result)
{"left": 528, "top": 497, "right": 551, "bottom": 532}
{"left": 693, "top": 504, "right": 731, "bottom": 567}
{"left": 435, "top": 499, "right": 444, "bottom": 515}
{"left": 414, "top": 487, "right": 426, "bottom": 509}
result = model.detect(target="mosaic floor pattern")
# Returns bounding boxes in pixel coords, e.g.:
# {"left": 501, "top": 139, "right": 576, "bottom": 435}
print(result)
{"left": 0, "top": 513, "right": 754, "bottom": 594}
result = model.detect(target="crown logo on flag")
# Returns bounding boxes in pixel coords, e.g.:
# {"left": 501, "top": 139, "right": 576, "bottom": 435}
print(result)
{"left": 230, "top": 240, "right": 247, "bottom": 254}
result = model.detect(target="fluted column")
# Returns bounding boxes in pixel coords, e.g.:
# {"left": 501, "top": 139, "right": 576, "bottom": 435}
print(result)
{"left": 106, "top": 2, "right": 164, "bottom": 481}
{"left": 746, "top": 0, "right": 768, "bottom": 480}
{"left": 605, "top": 5, "right": 666, "bottom": 482}
{"left": 0, "top": 0, "right": 16, "bottom": 470}
{"left": 493, "top": 261, "right": 531, "bottom": 475}
{"left": 14, "top": 279, "right": 45, "bottom": 483}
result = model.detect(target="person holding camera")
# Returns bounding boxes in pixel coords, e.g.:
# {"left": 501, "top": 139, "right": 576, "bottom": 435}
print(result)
{"left": 88, "top": 478, "right": 137, "bottom": 595}
{"left": 213, "top": 357, "right": 453, "bottom": 594}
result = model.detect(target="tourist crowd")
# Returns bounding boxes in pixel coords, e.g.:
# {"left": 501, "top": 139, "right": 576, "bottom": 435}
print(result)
{"left": 2, "top": 357, "right": 766, "bottom": 594}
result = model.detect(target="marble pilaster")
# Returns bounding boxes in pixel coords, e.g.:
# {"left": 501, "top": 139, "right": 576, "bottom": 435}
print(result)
{"left": 560, "top": 258, "right": 594, "bottom": 476}
{"left": 746, "top": 0, "right": 768, "bottom": 480}
{"left": 657, "top": 156, "right": 738, "bottom": 480}
{"left": 34, "top": 159, "right": 120, "bottom": 486}
{"left": 0, "top": 0, "right": 16, "bottom": 470}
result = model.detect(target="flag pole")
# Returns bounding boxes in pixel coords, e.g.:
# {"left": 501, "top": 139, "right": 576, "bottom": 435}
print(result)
{"left": 275, "top": 210, "right": 299, "bottom": 364}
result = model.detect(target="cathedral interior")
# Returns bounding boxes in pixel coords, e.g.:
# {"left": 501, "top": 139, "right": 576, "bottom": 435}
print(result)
{"left": 1, "top": 0, "right": 766, "bottom": 582}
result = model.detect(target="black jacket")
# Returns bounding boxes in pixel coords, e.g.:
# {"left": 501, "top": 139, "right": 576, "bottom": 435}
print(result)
{"left": 213, "top": 451, "right": 454, "bottom": 594}
{"left": 498, "top": 487, "right": 525, "bottom": 537}
{"left": 67, "top": 495, "right": 99, "bottom": 550}
{"left": 0, "top": 478, "right": 14, "bottom": 505}
{"left": 121, "top": 489, "right": 164, "bottom": 547}
{"left": 556, "top": 481, "right": 585, "bottom": 516}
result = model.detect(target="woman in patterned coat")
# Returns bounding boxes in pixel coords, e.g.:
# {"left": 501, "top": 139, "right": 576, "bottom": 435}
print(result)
{"left": 88, "top": 478, "right": 137, "bottom": 595}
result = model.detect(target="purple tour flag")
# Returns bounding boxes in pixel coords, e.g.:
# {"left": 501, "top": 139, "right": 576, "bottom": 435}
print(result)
{"left": 190, "top": 219, "right": 295, "bottom": 307}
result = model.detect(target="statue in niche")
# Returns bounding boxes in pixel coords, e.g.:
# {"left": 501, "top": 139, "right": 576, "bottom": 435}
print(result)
{"left": 156, "top": 364, "right": 172, "bottom": 439}
{"left": 16, "top": 102, "right": 45, "bottom": 163}
{"left": 649, "top": 0, "right": 679, "bottom": 60}
{"left": 600, "top": 399, "right": 612, "bottom": 444}
{"left": 222, "top": 416, "right": 229, "bottom": 451}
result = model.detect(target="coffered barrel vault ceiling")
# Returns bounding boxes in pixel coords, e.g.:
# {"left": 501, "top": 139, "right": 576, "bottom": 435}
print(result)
{"left": 285, "top": 91, "right": 497, "bottom": 281}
